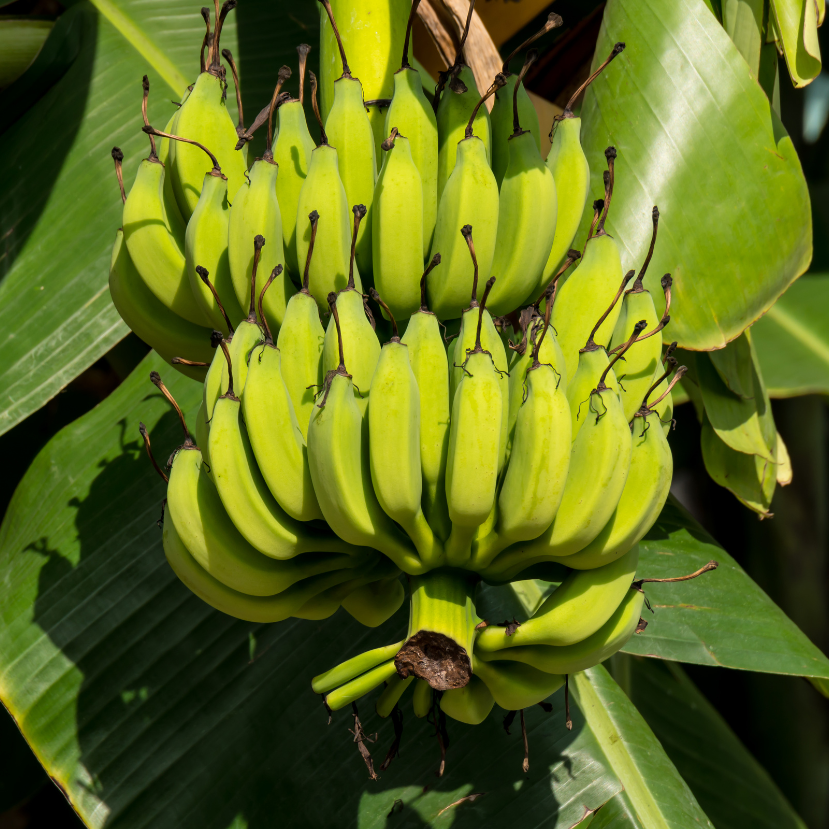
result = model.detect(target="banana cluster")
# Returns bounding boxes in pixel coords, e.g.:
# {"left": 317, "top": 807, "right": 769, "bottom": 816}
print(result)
{"left": 119, "top": 0, "right": 696, "bottom": 738}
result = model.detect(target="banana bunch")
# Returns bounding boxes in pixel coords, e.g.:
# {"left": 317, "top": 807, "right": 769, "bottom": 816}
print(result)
{"left": 118, "top": 0, "right": 712, "bottom": 767}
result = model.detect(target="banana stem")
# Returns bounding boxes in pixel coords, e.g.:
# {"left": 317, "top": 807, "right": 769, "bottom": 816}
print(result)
{"left": 401, "top": 0, "right": 421, "bottom": 69}
{"left": 583, "top": 269, "right": 635, "bottom": 351}
{"left": 303, "top": 210, "right": 319, "bottom": 293}
{"left": 461, "top": 224, "right": 479, "bottom": 305}
{"left": 258, "top": 265, "right": 283, "bottom": 344}
{"left": 642, "top": 356, "right": 678, "bottom": 407}
{"left": 318, "top": 0, "right": 351, "bottom": 78}
{"left": 110, "top": 148, "right": 126, "bottom": 203}
{"left": 218, "top": 338, "right": 238, "bottom": 399}
{"left": 200, "top": 7, "right": 211, "bottom": 73}
{"left": 511, "top": 50, "right": 537, "bottom": 136}
{"left": 221, "top": 48, "right": 245, "bottom": 136}
{"left": 141, "top": 76, "right": 157, "bottom": 158}
{"left": 631, "top": 206, "right": 659, "bottom": 292}
{"left": 150, "top": 371, "right": 192, "bottom": 443}
{"left": 297, "top": 44, "right": 310, "bottom": 104}
{"left": 348, "top": 204, "right": 366, "bottom": 289}
{"left": 248, "top": 235, "right": 265, "bottom": 320}
{"left": 265, "top": 66, "right": 292, "bottom": 154}
{"left": 501, "top": 11, "right": 562, "bottom": 73}
{"left": 420, "top": 254, "right": 442, "bottom": 312}
{"left": 598, "top": 146, "right": 616, "bottom": 232}
{"left": 369, "top": 288, "right": 399, "bottom": 339}
{"left": 195, "top": 266, "right": 234, "bottom": 332}
{"left": 465, "top": 74, "right": 507, "bottom": 140}
{"left": 646, "top": 365, "right": 687, "bottom": 411}
{"left": 455, "top": 0, "right": 477, "bottom": 67}
{"left": 597, "top": 319, "right": 647, "bottom": 390}
{"left": 309, "top": 71, "right": 327, "bottom": 144}
{"left": 563, "top": 42, "right": 625, "bottom": 113}
{"left": 394, "top": 569, "right": 480, "bottom": 691}
{"left": 139, "top": 422, "right": 169, "bottom": 483}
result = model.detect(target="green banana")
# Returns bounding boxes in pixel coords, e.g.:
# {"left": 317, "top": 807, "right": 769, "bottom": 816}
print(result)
{"left": 472, "top": 657, "right": 564, "bottom": 710}
{"left": 444, "top": 278, "right": 503, "bottom": 566}
{"left": 322, "top": 206, "right": 380, "bottom": 416}
{"left": 319, "top": 0, "right": 377, "bottom": 277}
{"left": 489, "top": 13, "right": 561, "bottom": 188}
{"left": 163, "top": 512, "right": 360, "bottom": 623}
{"left": 435, "top": 1, "right": 491, "bottom": 200}
{"left": 325, "top": 660, "right": 399, "bottom": 711}
{"left": 556, "top": 406, "right": 673, "bottom": 570}
{"left": 551, "top": 148, "right": 624, "bottom": 381}
{"left": 476, "top": 544, "right": 640, "bottom": 651}
{"left": 170, "top": 10, "right": 247, "bottom": 217}
{"left": 242, "top": 260, "right": 324, "bottom": 523}
{"left": 318, "top": 0, "right": 410, "bottom": 152}
{"left": 208, "top": 338, "right": 359, "bottom": 558}
{"left": 108, "top": 227, "right": 212, "bottom": 380}
{"left": 651, "top": 348, "right": 680, "bottom": 436}
{"left": 118, "top": 140, "right": 209, "bottom": 327}
{"left": 428, "top": 77, "right": 505, "bottom": 319}
{"left": 412, "top": 677, "right": 433, "bottom": 718}
{"left": 274, "top": 48, "right": 317, "bottom": 276}
{"left": 307, "top": 294, "right": 424, "bottom": 574}
{"left": 376, "top": 673, "right": 414, "bottom": 718}
{"left": 384, "top": 0, "right": 438, "bottom": 256}
{"left": 372, "top": 127, "right": 424, "bottom": 321}
{"left": 401, "top": 259, "right": 451, "bottom": 542}
{"left": 479, "top": 382, "right": 632, "bottom": 573}
{"left": 475, "top": 587, "right": 645, "bottom": 673}
{"left": 312, "top": 640, "right": 405, "bottom": 694}
{"left": 471, "top": 311, "right": 571, "bottom": 567}
{"left": 488, "top": 51, "right": 557, "bottom": 316}
{"left": 341, "top": 576, "right": 406, "bottom": 627}
{"left": 228, "top": 94, "right": 291, "bottom": 330}
{"left": 440, "top": 675, "right": 494, "bottom": 724}
{"left": 537, "top": 43, "right": 625, "bottom": 297}
{"left": 449, "top": 227, "right": 510, "bottom": 471}
{"left": 296, "top": 71, "right": 361, "bottom": 312}
{"left": 368, "top": 289, "right": 442, "bottom": 566}
{"left": 276, "top": 212, "right": 325, "bottom": 437}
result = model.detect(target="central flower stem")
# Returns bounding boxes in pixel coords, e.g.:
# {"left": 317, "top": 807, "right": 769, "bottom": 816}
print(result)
{"left": 394, "top": 568, "right": 480, "bottom": 691}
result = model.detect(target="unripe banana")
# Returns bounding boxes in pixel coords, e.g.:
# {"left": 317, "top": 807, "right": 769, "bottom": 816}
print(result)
{"left": 401, "top": 260, "right": 451, "bottom": 542}
{"left": 435, "top": 3, "right": 492, "bottom": 200}
{"left": 385, "top": 0, "right": 438, "bottom": 255}
{"left": 472, "top": 304, "right": 571, "bottom": 567}
{"left": 444, "top": 278, "right": 503, "bottom": 566}
{"left": 372, "top": 128, "right": 424, "bottom": 320}
{"left": 551, "top": 149, "right": 624, "bottom": 380}
{"left": 318, "top": 0, "right": 410, "bottom": 152}
{"left": 312, "top": 639, "right": 405, "bottom": 694}
{"left": 558, "top": 407, "right": 673, "bottom": 570}
{"left": 163, "top": 511, "right": 360, "bottom": 623}
{"left": 170, "top": 17, "right": 247, "bottom": 216}
{"left": 376, "top": 673, "right": 414, "bottom": 718}
{"left": 476, "top": 544, "right": 640, "bottom": 651}
{"left": 341, "top": 577, "right": 406, "bottom": 627}
{"left": 472, "top": 657, "right": 564, "bottom": 710}
{"left": 296, "top": 72, "right": 361, "bottom": 312}
{"left": 440, "top": 675, "right": 494, "bottom": 724}
{"left": 307, "top": 295, "right": 425, "bottom": 574}
{"left": 319, "top": 0, "right": 378, "bottom": 277}
{"left": 489, "top": 13, "right": 561, "bottom": 187}
{"left": 412, "top": 677, "right": 433, "bottom": 718}
{"left": 108, "top": 227, "right": 212, "bottom": 379}
{"left": 368, "top": 290, "right": 442, "bottom": 566}
{"left": 479, "top": 383, "right": 632, "bottom": 573}
{"left": 487, "top": 51, "right": 557, "bottom": 316}
{"left": 228, "top": 90, "right": 291, "bottom": 329}
{"left": 322, "top": 207, "right": 380, "bottom": 417}
{"left": 537, "top": 44, "right": 625, "bottom": 297}
{"left": 325, "top": 660, "right": 399, "bottom": 711}
{"left": 428, "top": 78, "right": 504, "bottom": 319}
{"left": 475, "top": 587, "right": 645, "bottom": 673}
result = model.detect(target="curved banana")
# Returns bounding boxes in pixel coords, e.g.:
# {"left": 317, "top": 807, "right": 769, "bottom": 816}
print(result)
{"left": 472, "top": 657, "right": 564, "bottom": 709}
{"left": 376, "top": 673, "right": 414, "bottom": 718}
{"left": 476, "top": 544, "right": 640, "bottom": 652}
{"left": 296, "top": 71, "right": 361, "bottom": 312}
{"left": 475, "top": 587, "right": 645, "bottom": 673}
{"left": 440, "top": 675, "right": 494, "bottom": 724}
{"left": 537, "top": 43, "right": 625, "bottom": 297}
{"left": 109, "top": 229, "right": 212, "bottom": 379}
{"left": 163, "top": 512, "right": 360, "bottom": 623}
{"left": 307, "top": 295, "right": 424, "bottom": 574}
{"left": 384, "top": 0, "right": 438, "bottom": 256}
{"left": 401, "top": 260, "right": 451, "bottom": 542}
{"left": 372, "top": 128, "right": 424, "bottom": 321}
{"left": 312, "top": 640, "right": 405, "bottom": 694}
{"left": 487, "top": 51, "right": 557, "bottom": 316}
{"left": 428, "top": 78, "right": 504, "bottom": 320}
{"left": 325, "top": 660, "right": 399, "bottom": 711}
{"left": 412, "top": 677, "right": 433, "bottom": 718}
{"left": 341, "top": 576, "right": 406, "bottom": 627}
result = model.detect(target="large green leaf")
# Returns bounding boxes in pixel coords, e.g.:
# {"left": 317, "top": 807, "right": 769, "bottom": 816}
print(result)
{"left": 623, "top": 657, "right": 806, "bottom": 829}
{"left": 0, "top": 351, "right": 632, "bottom": 828}
{"left": 580, "top": 0, "right": 811, "bottom": 352}
{"left": 0, "top": 0, "right": 316, "bottom": 438}
{"left": 769, "top": 0, "right": 822, "bottom": 88}
{"left": 623, "top": 498, "right": 829, "bottom": 690}
{"left": 751, "top": 274, "right": 829, "bottom": 396}
{"left": 571, "top": 665, "right": 714, "bottom": 829}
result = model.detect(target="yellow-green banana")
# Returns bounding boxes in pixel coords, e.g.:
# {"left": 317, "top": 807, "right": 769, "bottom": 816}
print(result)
{"left": 488, "top": 51, "right": 557, "bottom": 316}
{"left": 476, "top": 544, "right": 639, "bottom": 651}
{"left": 372, "top": 128, "right": 424, "bottom": 321}
{"left": 341, "top": 576, "right": 406, "bottom": 627}
{"left": 472, "top": 657, "right": 564, "bottom": 709}
{"left": 376, "top": 673, "right": 414, "bottom": 718}
{"left": 307, "top": 295, "right": 424, "bottom": 574}
{"left": 312, "top": 640, "right": 405, "bottom": 694}
{"left": 428, "top": 78, "right": 504, "bottom": 319}
{"left": 384, "top": 0, "right": 438, "bottom": 255}
{"left": 440, "top": 675, "right": 494, "bottom": 724}
{"left": 296, "top": 72, "right": 361, "bottom": 311}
